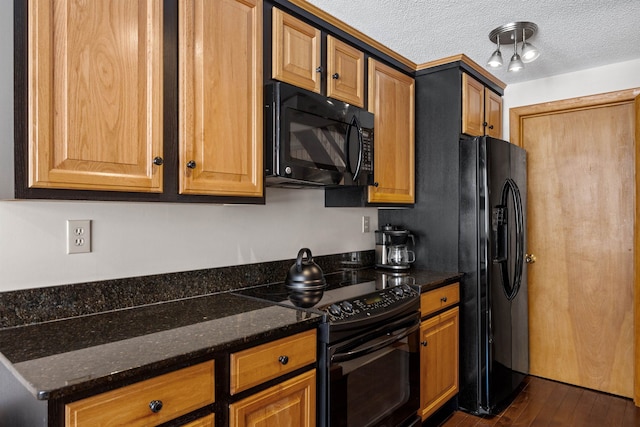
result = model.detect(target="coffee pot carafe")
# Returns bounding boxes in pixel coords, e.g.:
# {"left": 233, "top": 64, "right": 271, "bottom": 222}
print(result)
{"left": 375, "top": 224, "right": 416, "bottom": 270}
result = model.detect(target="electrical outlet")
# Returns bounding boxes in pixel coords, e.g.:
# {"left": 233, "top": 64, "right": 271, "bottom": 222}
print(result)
{"left": 67, "top": 220, "right": 91, "bottom": 254}
{"left": 362, "top": 216, "right": 370, "bottom": 233}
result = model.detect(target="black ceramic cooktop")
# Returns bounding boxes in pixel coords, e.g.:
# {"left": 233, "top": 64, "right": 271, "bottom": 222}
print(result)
{"left": 235, "top": 269, "right": 417, "bottom": 310}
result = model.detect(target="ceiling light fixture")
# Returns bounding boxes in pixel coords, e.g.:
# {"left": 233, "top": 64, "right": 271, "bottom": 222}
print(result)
{"left": 487, "top": 22, "right": 539, "bottom": 72}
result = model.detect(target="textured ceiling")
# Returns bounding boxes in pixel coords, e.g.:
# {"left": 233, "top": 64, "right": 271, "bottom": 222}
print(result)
{"left": 306, "top": 0, "right": 640, "bottom": 85}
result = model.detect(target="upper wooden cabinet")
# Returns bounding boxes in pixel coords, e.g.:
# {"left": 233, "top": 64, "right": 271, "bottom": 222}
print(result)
{"left": 272, "top": 9, "right": 365, "bottom": 107}
{"left": 461, "top": 73, "right": 502, "bottom": 138}
{"left": 484, "top": 88, "right": 503, "bottom": 138}
{"left": 27, "top": 0, "right": 164, "bottom": 192}
{"left": 179, "top": 0, "right": 263, "bottom": 197}
{"left": 22, "top": 0, "right": 263, "bottom": 201}
{"left": 367, "top": 59, "right": 415, "bottom": 204}
{"left": 326, "top": 35, "right": 365, "bottom": 107}
{"left": 272, "top": 8, "right": 322, "bottom": 93}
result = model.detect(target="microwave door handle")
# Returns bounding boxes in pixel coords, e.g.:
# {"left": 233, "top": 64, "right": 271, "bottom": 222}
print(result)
{"left": 348, "top": 115, "right": 363, "bottom": 181}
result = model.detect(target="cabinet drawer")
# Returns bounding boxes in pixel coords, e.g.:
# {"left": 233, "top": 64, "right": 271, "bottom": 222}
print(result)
{"left": 230, "top": 329, "right": 317, "bottom": 395}
{"left": 65, "top": 361, "right": 214, "bottom": 427}
{"left": 421, "top": 282, "right": 460, "bottom": 317}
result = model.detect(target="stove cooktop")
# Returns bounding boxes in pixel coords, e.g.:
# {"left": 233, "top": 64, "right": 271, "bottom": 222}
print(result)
{"left": 234, "top": 269, "right": 419, "bottom": 327}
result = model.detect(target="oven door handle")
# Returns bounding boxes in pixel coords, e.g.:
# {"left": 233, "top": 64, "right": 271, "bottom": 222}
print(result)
{"left": 331, "top": 319, "right": 419, "bottom": 363}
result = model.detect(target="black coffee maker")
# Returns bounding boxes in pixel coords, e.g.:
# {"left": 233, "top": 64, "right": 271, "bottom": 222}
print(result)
{"left": 375, "top": 224, "right": 416, "bottom": 270}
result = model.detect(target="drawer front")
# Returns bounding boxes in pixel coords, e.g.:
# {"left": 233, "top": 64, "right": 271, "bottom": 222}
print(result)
{"left": 65, "top": 361, "right": 215, "bottom": 427}
{"left": 421, "top": 282, "right": 460, "bottom": 317}
{"left": 230, "top": 329, "right": 317, "bottom": 395}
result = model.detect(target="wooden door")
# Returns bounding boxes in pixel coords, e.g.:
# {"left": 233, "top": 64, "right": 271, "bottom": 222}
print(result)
{"left": 178, "top": 0, "right": 263, "bottom": 197}
{"left": 272, "top": 8, "right": 321, "bottom": 93}
{"left": 28, "top": 0, "right": 163, "bottom": 192}
{"left": 510, "top": 89, "right": 639, "bottom": 398}
{"left": 367, "top": 59, "right": 415, "bottom": 204}
{"left": 484, "top": 88, "right": 502, "bottom": 138}
{"left": 327, "top": 35, "right": 364, "bottom": 107}
{"left": 229, "top": 370, "right": 316, "bottom": 427}
{"left": 420, "top": 307, "right": 459, "bottom": 420}
{"left": 461, "top": 73, "right": 484, "bottom": 137}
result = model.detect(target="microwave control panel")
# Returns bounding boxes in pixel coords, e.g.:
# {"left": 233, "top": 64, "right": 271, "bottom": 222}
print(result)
{"left": 360, "top": 129, "right": 374, "bottom": 174}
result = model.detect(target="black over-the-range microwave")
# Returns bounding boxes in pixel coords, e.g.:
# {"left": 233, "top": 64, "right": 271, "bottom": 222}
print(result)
{"left": 265, "top": 82, "right": 375, "bottom": 187}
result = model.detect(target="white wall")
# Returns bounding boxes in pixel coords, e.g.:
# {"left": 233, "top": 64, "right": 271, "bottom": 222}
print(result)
{"left": 0, "top": 193, "right": 378, "bottom": 291}
{"left": 503, "top": 58, "right": 640, "bottom": 138}
{"left": 0, "top": 6, "right": 377, "bottom": 293}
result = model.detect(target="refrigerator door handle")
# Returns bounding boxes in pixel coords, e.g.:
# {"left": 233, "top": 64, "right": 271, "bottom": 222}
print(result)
{"left": 495, "top": 178, "right": 524, "bottom": 301}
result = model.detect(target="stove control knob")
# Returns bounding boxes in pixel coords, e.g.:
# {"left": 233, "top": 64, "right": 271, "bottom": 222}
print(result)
{"left": 328, "top": 304, "right": 342, "bottom": 316}
{"left": 393, "top": 286, "right": 405, "bottom": 297}
{"left": 340, "top": 301, "right": 354, "bottom": 313}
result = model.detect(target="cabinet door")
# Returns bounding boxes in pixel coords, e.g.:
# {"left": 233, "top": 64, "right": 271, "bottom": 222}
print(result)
{"left": 28, "top": 0, "right": 163, "bottom": 192}
{"left": 179, "top": 0, "right": 263, "bottom": 197}
{"left": 420, "top": 307, "right": 459, "bottom": 420}
{"left": 182, "top": 413, "right": 215, "bottom": 427}
{"left": 272, "top": 8, "right": 321, "bottom": 93}
{"left": 327, "top": 36, "right": 364, "bottom": 107}
{"left": 367, "top": 59, "right": 415, "bottom": 204}
{"left": 229, "top": 370, "right": 316, "bottom": 427}
{"left": 485, "top": 88, "right": 503, "bottom": 138}
{"left": 461, "top": 73, "right": 485, "bottom": 137}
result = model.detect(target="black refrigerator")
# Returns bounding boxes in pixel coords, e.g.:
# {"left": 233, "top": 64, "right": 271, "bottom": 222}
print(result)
{"left": 458, "top": 136, "right": 529, "bottom": 415}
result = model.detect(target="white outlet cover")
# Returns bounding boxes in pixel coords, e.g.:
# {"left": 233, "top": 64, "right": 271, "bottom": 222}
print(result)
{"left": 67, "top": 220, "right": 91, "bottom": 254}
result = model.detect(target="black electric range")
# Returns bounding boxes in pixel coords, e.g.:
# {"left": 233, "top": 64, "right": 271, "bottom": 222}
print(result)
{"left": 235, "top": 269, "right": 423, "bottom": 427}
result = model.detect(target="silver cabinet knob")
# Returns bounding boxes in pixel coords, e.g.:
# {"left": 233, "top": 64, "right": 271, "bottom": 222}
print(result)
{"left": 525, "top": 253, "right": 537, "bottom": 264}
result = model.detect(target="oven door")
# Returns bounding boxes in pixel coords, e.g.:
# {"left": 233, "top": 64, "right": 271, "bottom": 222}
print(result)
{"left": 327, "top": 312, "right": 421, "bottom": 427}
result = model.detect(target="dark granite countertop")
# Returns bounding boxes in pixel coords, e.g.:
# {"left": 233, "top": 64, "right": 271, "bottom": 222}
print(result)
{"left": 0, "top": 257, "right": 460, "bottom": 404}
{"left": 0, "top": 292, "right": 321, "bottom": 401}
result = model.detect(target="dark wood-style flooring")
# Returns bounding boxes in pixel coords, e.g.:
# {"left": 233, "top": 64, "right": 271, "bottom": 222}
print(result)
{"left": 439, "top": 376, "right": 640, "bottom": 427}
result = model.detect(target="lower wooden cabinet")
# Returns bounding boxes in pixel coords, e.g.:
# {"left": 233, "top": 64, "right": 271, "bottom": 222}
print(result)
{"left": 64, "top": 361, "right": 215, "bottom": 427}
{"left": 230, "top": 329, "right": 317, "bottom": 395}
{"left": 228, "top": 370, "right": 316, "bottom": 427}
{"left": 419, "top": 306, "right": 459, "bottom": 421}
{"left": 183, "top": 413, "right": 215, "bottom": 427}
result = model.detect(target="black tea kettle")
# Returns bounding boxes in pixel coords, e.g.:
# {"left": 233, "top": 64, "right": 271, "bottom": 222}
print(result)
{"left": 285, "top": 248, "right": 326, "bottom": 307}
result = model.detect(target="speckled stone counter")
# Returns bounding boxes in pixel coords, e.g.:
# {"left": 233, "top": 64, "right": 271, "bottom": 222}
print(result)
{"left": 0, "top": 250, "right": 459, "bottom": 423}
{"left": 0, "top": 292, "right": 321, "bottom": 401}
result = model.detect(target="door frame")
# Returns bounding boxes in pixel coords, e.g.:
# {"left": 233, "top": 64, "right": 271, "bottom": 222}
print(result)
{"left": 509, "top": 87, "right": 640, "bottom": 404}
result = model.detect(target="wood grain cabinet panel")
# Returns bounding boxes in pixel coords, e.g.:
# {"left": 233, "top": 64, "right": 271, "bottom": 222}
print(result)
{"left": 272, "top": 8, "right": 321, "bottom": 93}
{"left": 420, "top": 282, "right": 460, "bottom": 318}
{"left": 230, "top": 329, "right": 317, "bottom": 395}
{"left": 182, "top": 413, "right": 215, "bottom": 427}
{"left": 229, "top": 370, "right": 316, "bottom": 427}
{"left": 485, "top": 88, "right": 503, "bottom": 138}
{"left": 461, "top": 73, "right": 485, "bottom": 137}
{"left": 327, "top": 35, "right": 364, "bottom": 107}
{"left": 367, "top": 59, "right": 415, "bottom": 204}
{"left": 64, "top": 361, "right": 215, "bottom": 427}
{"left": 419, "top": 307, "right": 459, "bottom": 420}
{"left": 178, "top": 0, "right": 263, "bottom": 197}
{"left": 28, "top": 0, "right": 163, "bottom": 192}
{"left": 462, "top": 73, "right": 503, "bottom": 138}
